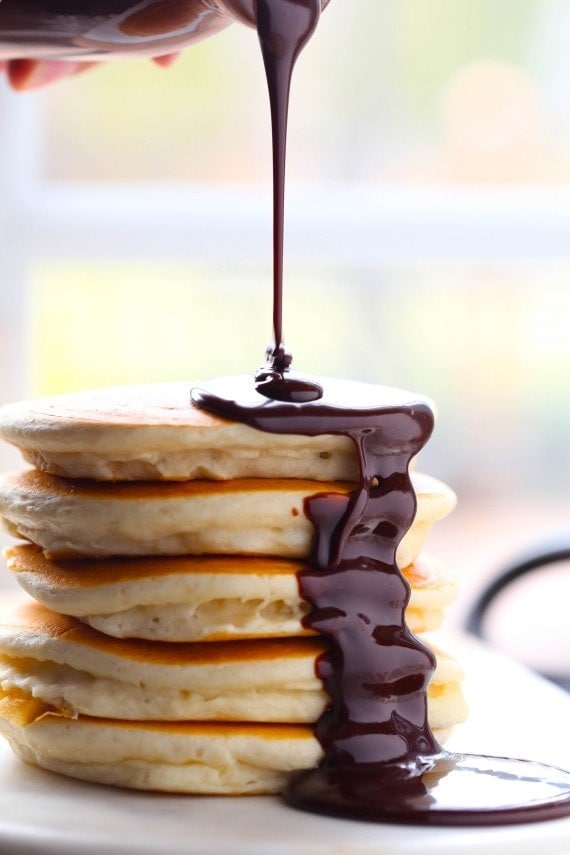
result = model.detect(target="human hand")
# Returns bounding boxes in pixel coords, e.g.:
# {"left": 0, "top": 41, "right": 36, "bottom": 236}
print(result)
{"left": 0, "top": 53, "right": 179, "bottom": 90}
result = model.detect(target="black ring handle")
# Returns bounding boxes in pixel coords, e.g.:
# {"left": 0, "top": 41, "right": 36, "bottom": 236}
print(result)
{"left": 464, "top": 535, "right": 570, "bottom": 691}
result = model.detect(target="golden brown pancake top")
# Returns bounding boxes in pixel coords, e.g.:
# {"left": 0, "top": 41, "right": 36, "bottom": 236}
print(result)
{"left": 2, "top": 469, "right": 355, "bottom": 500}
{"left": 0, "top": 601, "right": 327, "bottom": 666}
{"left": 0, "top": 684, "right": 316, "bottom": 738}
{"left": 6, "top": 544, "right": 305, "bottom": 588}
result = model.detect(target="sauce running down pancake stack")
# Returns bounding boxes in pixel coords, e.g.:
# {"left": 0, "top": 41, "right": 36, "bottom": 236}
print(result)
{"left": 0, "top": 380, "right": 466, "bottom": 794}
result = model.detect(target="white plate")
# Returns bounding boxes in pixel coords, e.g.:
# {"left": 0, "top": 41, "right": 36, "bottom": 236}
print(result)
{"left": 0, "top": 635, "right": 569, "bottom": 855}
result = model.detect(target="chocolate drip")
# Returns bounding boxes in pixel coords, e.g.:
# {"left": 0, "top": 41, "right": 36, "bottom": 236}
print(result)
{"left": 255, "top": 345, "right": 323, "bottom": 401}
{"left": 192, "top": 375, "right": 446, "bottom": 784}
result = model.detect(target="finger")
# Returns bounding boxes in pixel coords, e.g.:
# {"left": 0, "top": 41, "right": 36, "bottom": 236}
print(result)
{"left": 7, "top": 59, "right": 98, "bottom": 91}
{"left": 152, "top": 52, "right": 181, "bottom": 68}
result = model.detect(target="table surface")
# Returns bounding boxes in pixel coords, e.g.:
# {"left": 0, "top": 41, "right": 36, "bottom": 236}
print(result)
{"left": 0, "top": 633, "right": 568, "bottom": 855}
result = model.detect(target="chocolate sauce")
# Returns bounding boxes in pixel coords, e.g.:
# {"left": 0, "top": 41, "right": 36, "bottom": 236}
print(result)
{"left": 192, "top": 0, "right": 570, "bottom": 826}
{"left": 255, "top": 0, "right": 319, "bottom": 361}
{"left": 253, "top": 0, "right": 324, "bottom": 402}
{"left": 192, "top": 375, "right": 440, "bottom": 776}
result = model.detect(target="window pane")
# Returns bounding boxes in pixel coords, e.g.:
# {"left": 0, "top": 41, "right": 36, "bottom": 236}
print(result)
{"left": 38, "top": 0, "right": 570, "bottom": 185}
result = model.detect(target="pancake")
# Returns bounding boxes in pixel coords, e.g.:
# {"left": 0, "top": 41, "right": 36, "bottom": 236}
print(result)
{"left": 0, "top": 469, "right": 456, "bottom": 565}
{"left": 0, "top": 686, "right": 321, "bottom": 794}
{"left": 6, "top": 545, "right": 458, "bottom": 640}
{"left": 0, "top": 686, "right": 457, "bottom": 795}
{"left": 0, "top": 601, "right": 327, "bottom": 723}
{"left": 0, "top": 601, "right": 467, "bottom": 732}
{"left": 0, "top": 381, "right": 363, "bottom": 482}
{"left": 0, "top": 685, "right": 456, "bottom": 795}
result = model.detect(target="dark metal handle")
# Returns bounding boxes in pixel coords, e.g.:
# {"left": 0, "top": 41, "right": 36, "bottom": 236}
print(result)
{"left": 464, "top": 533, "right": 570, "bottom": 692}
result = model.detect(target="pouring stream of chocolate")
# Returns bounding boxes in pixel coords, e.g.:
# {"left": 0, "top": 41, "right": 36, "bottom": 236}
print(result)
{"left": 254, "top": 0, "right": 323, "bottom": 402}
{"left": 192, "top": 0, "right": 570, "bottom": 824}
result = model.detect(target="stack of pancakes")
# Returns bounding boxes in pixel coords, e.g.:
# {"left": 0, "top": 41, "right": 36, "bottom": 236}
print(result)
{"left": 0, "top": 381, "right": 466, "bottom": 794}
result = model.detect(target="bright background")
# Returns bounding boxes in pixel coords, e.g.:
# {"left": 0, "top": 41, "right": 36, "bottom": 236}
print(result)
{"left": 0, "top": 0, "right": 569, "bottom": 676}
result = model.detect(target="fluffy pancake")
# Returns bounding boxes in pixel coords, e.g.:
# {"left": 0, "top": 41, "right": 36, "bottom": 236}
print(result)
{"left": 0, "top": 686, "right": 456, "bottom": 795}
{"left": 0, "top": 381, "right": 363, "bottom": 482}
{"left": 0, "top": 601, "right": 467, "bottom": 732}
{"left": 0, "top": 686, "right": 321, "bottom": 794}
{"left": 6, "top": 545, "right": 457, "bottom": 640}
{"left": 0, "top": 602, "right": 327, "bottom": 723}
{"left": 0, "top": 685, "right": 459, "bottom": 795}
{"left": 0, "top": 469, "right": 456, "bottom": 566}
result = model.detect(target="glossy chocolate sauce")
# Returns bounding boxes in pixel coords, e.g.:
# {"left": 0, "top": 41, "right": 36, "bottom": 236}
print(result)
{"left": 192, "top": 0, "right": 570, "bottom": 825}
